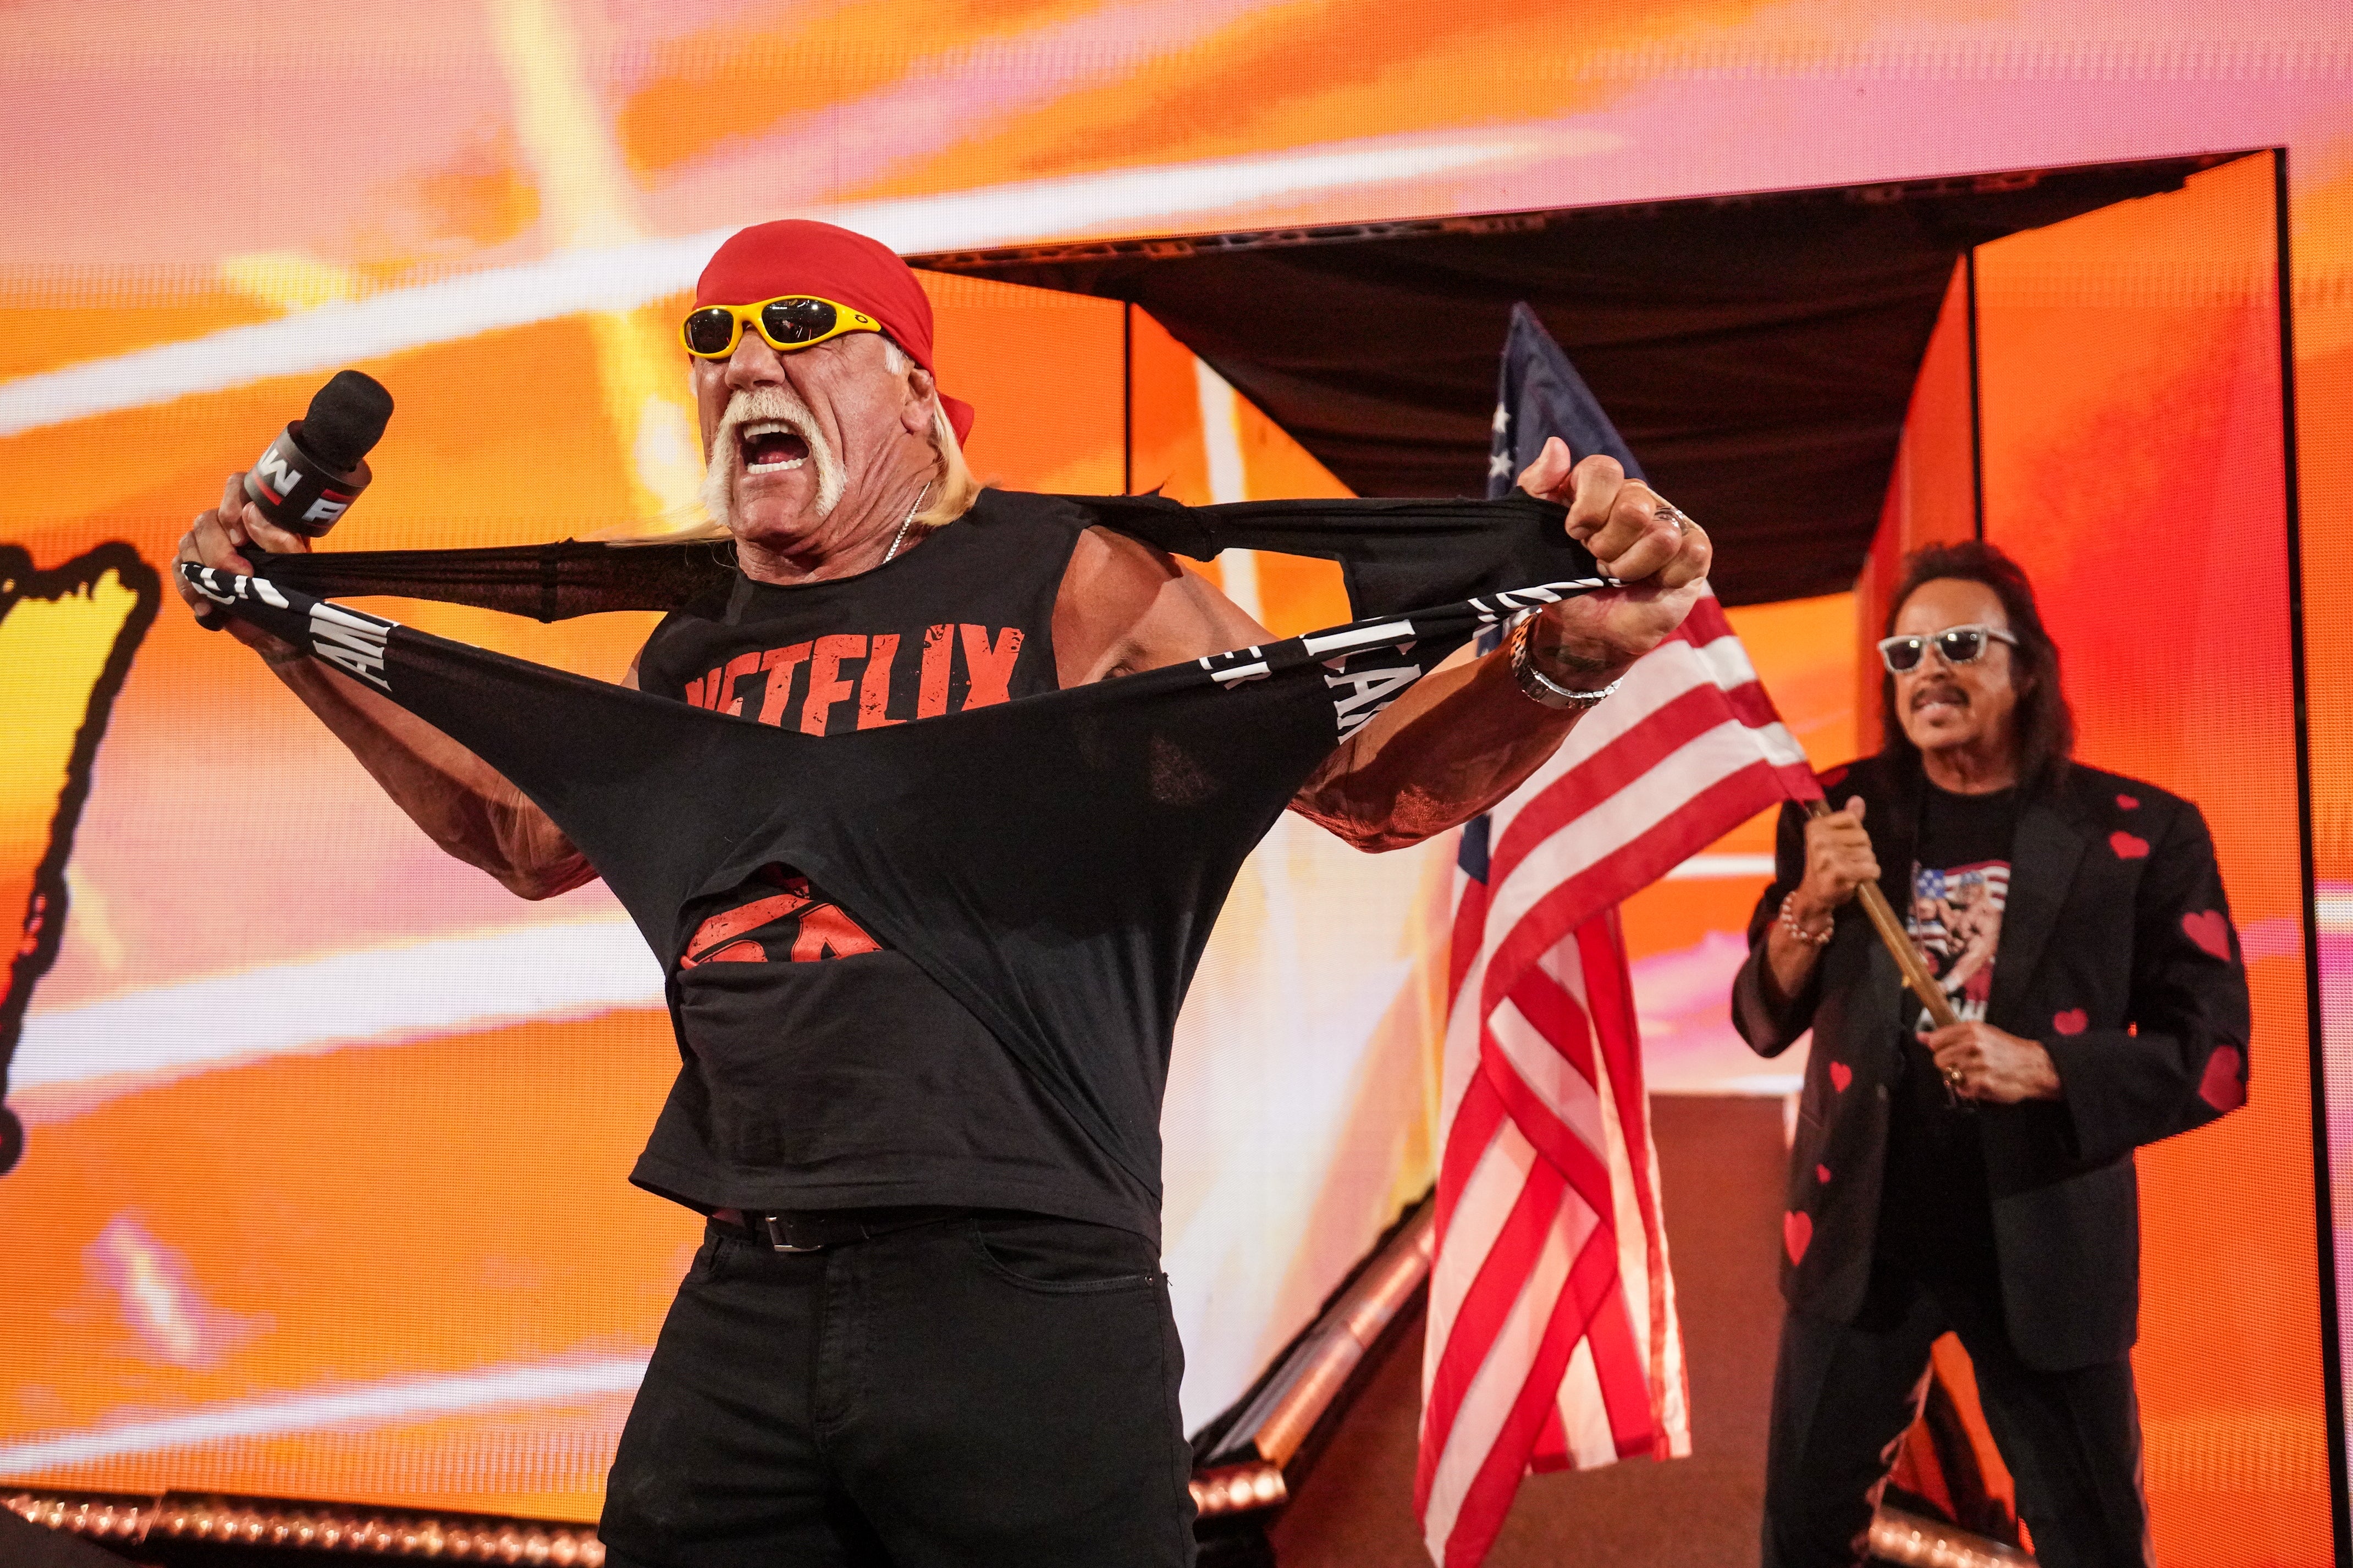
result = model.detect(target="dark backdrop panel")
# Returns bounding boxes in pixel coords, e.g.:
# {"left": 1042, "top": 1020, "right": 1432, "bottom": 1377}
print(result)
{"left": 919, "top": 155, "right": 2244, "bottom": 606}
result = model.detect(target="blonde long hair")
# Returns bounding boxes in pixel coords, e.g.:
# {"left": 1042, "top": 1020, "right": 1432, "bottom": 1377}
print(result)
{"left": 606, "top": 339, "right": 981, "bottom": 546}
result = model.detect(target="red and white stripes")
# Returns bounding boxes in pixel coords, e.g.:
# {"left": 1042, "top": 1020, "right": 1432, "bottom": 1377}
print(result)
{"left": 1417, "top": 594, "right": 1817, "bottom": 1566}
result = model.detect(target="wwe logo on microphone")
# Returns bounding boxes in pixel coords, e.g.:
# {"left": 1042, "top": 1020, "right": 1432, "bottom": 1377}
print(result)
{"left": 251, "top": 448, "right": 303, "bottom": 505}
{"left": 245, "top": 420, "right": 372, "bottom": 537}
{"left": 301, "top": 490, "right": 356, "bottom": 526}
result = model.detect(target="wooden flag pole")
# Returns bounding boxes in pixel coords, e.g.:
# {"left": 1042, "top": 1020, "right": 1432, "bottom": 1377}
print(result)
{"left": 1803, "top": 798, "right": 1960, "bottom": 1032}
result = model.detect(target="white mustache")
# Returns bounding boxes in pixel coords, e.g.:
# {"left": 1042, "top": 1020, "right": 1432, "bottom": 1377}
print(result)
{"left": 702, "top": 385, "right": 844, "bottom": 523}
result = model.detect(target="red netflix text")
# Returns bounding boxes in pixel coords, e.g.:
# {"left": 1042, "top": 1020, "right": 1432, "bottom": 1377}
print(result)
{"left": 680, "top": 623, "right": 1025, "bottom": 732}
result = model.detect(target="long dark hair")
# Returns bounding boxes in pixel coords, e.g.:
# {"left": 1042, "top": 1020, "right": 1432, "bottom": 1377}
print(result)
{"left": 1880, "top": 541, "right": 2075, "bottom": 791}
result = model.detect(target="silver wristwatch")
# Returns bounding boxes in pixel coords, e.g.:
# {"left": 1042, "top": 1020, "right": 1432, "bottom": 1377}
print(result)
{"left": 1505, "top": 611, "right": 1621, "bottom": 710}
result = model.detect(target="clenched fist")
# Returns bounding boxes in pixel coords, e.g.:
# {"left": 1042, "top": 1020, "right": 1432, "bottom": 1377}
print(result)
{"left": 1791, "top": 796, "right": 1879, "bottom": 929}
{"left": 1512, "top": 438, "right": 1712, "bottom": 687}
{"left": 174, "top": 471, "right": 311, "bottom": 661}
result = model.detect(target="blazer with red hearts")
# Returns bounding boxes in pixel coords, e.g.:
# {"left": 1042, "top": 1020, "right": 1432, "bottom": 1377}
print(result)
{"left": 1730, "top": 752, "right": 2250, "bottom": 1371}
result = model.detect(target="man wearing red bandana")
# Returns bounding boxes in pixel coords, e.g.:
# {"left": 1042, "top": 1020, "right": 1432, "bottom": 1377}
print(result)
{"left": 1732, "top": 542, "right": 2250, "bottom": 1568}
{"left": 175, "top": 219, "right": 1714, "bottom": 1565}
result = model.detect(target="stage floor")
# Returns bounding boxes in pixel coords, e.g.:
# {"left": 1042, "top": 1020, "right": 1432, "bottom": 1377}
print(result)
{"left": 1270, "top": 1094, "right": 1788, "bottom": 1567}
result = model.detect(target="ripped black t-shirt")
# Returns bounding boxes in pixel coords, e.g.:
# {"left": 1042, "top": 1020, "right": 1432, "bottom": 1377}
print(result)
{"left": 203, "top": 487, "right": 1608, "bottom": 1250}
{"left": 644, "top": 862, "right": 1154, "bottom": 1235}
{"left": 630, "top": 503, "right": 1157, "bottom": 1236}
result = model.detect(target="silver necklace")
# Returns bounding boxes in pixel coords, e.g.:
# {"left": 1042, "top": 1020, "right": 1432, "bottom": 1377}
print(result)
{"left": 881, "top": 483, "right": 932, "bottom": 564}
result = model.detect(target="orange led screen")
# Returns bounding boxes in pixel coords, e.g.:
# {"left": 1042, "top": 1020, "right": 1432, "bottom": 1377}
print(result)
{"left": 4, "top": 2, "right": 2353, "bottom": 1560}
{"left": 1971, "top": 155, "right": 2324, "bottom": 1565}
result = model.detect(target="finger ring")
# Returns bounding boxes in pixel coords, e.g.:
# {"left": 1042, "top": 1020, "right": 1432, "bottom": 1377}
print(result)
{"left": 1943, "top": 1066, "right": 1966, "bottom": 1090}
{"left": 1652, "top": 500, "right": 1693, "bottom": 535}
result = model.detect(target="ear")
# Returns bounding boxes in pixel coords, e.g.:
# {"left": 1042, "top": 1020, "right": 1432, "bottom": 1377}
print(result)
{"left": 901, "top": 365, "right": 938, "bottom": 437}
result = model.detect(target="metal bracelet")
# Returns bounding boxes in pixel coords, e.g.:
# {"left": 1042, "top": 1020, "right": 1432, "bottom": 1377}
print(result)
{"left": 1505, "top": 611, "right": 1620, "bottom": 710}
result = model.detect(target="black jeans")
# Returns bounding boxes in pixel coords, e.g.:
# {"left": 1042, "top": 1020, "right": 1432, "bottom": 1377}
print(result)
{"left": 598, "top": 1211, "right": 1195, "bottom": 1567}
{"left": 1762, "top": 1255, "right": 2151, "bottom": 1568}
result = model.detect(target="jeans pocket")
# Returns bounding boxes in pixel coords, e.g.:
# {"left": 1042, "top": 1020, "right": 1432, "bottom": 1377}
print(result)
{"left": 686, "top": 1229, "right": 741, "bottom": 1287}
{"left": 967, "top": 1215, "right": 1161, "bottom": 1295}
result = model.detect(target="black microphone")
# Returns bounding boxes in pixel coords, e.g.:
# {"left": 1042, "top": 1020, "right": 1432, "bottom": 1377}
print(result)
{"left": 241, "top": 369, "right": 394, "bottom": 539}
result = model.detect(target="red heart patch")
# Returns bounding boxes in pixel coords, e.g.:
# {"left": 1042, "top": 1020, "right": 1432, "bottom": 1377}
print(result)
{"left": 2110, "top": 831, "right": 2150, "bottom": 860}
{"left": 1828, "top": 1061, "right": 1853, "bottom": 1092}
{"left": 2117, "top": 793, "right": 2139, "bottom": 810}
{"left": 2052, "top": 1008, "right": 2089, "bottom": 1036}
{"left": 1783, "top": 1210, "right": 1812, "bottom": 1265}
{"left": 2182, "top": 910, "right": 2232, "bottom": 960}
{"left": 2199, "top": 1046, "right": 2246, "bottom": 1112}
{"left": 1815, "top": 1164, "right": 1832, "bottom": 1184}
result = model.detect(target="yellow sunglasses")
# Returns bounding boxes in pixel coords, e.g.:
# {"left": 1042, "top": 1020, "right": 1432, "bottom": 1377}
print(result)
{"left": 681, "top": 295, "right": 883, "bottom": 360}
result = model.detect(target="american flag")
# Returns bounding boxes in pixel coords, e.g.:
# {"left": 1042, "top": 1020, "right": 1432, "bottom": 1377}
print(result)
{"left": 1416, "top": 307, "right": 1823, "bottom": 1566}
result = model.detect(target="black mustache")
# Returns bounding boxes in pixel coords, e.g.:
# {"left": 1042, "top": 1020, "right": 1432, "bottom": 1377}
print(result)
{"left": 1911, "top": 685, "right": 1968, "bottom": 710}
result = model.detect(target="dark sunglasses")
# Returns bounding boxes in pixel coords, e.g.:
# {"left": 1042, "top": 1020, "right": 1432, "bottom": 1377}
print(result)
{"left": 1877, "top": 623, "right": 2018, "bottom": 675}
{"left": 681, "top": 295, "right": 881, "bottom": 360}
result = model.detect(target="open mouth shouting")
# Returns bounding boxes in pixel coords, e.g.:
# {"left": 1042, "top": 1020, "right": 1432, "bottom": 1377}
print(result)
{"left": 702, "top": 384, "right": 846, "bottom": 528}
{"left": 741, "top": 421, "right": 811, "bottom": 474}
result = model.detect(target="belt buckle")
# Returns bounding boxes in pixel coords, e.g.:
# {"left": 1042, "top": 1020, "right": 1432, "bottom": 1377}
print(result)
{"left": 762, "top": 1213, "right": 828, "bottom": 1254}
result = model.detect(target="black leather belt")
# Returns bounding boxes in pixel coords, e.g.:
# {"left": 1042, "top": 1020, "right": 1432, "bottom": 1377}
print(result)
{"left": 709, "top": 1204, "right": 969, "bottom": 1254}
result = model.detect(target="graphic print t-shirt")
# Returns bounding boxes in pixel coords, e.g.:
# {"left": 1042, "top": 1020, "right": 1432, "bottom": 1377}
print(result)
{"left": 626, "top": 498, "right": 1158, "bottom": 1239}
{"left": 1877, "top": 783, "right": 2018, "bottom": 1271}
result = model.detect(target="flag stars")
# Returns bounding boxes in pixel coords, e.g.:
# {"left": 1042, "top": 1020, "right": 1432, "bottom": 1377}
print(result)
{"left": 1492, "top": 402, "right": 1511, "bottom": 436}
{"left": 1487, "top": 451, "right": 1514, "bottom": 479}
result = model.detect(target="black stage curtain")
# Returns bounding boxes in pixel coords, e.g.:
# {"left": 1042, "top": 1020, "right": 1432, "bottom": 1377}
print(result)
{"left": 914, "top": 153, "right": 2247, "bottom": 605}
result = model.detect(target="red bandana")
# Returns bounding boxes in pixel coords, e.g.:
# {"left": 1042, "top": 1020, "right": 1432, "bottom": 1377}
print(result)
{"left": 695, "top": 219, "right": 976, "bottom": 444}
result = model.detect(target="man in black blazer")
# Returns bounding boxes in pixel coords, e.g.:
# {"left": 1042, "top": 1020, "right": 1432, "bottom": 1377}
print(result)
{"left": 1732, "top": 542, "right": 2249, "bottom": 1568}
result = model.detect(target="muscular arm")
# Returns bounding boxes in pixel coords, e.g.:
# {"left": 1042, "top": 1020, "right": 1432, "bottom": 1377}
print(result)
{"left": 1289, "top": 650, "right": 1581, "bottom": 851}
{"left": 1052, "top": 444, "right": 1710, "bottom": 853}
{"left": 177, "top": 477, "right": 603, "bottom": 900}
{"left": 194, "top": 437, "right": 1699, "bottom": 884}
{"left": 1050, "top": 527, "right": 1588, "bottom": 853}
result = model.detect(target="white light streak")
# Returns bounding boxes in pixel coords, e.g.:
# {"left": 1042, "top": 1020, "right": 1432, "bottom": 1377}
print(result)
{"left": 1662, "top": 853, "right": 1777, "bottom": 880}
{"left": 0, "top": 1358, "right": 649, "bottom": 1476}
{"left": 1193, "top": 358, "right": 1262, "bottom": 621}
{"left": 14, "top": 918, "right": 660, "bottom": 1103}
{"left": 0, "top": 136, "right": 1542, "bottom": 439}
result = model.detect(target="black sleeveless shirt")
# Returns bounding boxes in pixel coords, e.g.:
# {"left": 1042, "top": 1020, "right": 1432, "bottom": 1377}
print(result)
{"left": 627, "top": 491, "right": 1158, "bottom": 1239}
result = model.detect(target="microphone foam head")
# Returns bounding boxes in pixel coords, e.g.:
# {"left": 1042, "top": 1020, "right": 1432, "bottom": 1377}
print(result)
{"left": 302, "top": 370, "right": 395, "bottom": 473}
